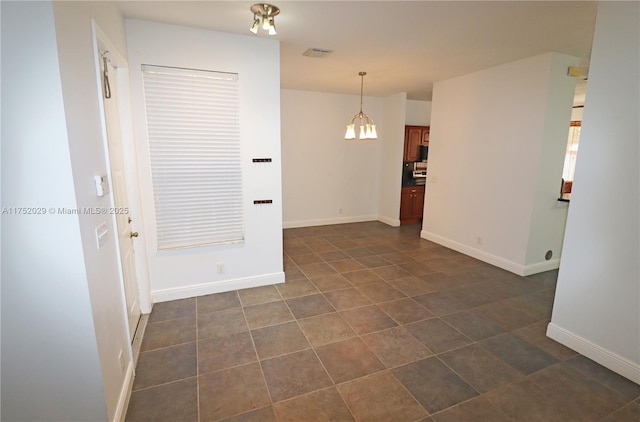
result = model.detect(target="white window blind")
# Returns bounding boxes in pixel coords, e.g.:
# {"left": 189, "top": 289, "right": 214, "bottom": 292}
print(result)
{"left": 141, "top": 65, "right": 243, "bottom": 250}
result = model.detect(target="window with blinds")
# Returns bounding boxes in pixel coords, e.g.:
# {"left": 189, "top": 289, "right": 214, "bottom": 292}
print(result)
{"left": 141, "top": 65, "right": 243, "bottom": 250}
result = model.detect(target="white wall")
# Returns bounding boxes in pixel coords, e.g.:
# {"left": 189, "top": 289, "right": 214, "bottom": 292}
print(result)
{"left": 406, "top": 100, "right": 432, "bottom": 126}
{"left": 378, "top": 93, "right": 407, "bottom": 226}
{"left": 571, "top": 106, "right": 584, "bottom": 121}
{"left": 524, "top": 54, "right": 578, "bottom": 270}
{"left": 548, "top": 1, "right": 640, "bottom": 383}
{"left": 422, "top": 52, "right": 577, "bottom": 276}
{"left": 1, "top": 2, "right": 109, "bottom": 420}
{"left": 126, "top": 20, "right": 284, "bottom": 302}
{"left": 281, "top": 89, "right": 383, "bottom": 228}
{"left": 51, "top": 3, "right": 134, "bottom": 419}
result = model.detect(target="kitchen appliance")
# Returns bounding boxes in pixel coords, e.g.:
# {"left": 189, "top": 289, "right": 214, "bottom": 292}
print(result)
{"left": 419, "top": 145, "right": 429, "bottom": 162}
{"left": 413, "top": 161, "right": 427, "bottom": 181}
{"left": 402, "top": 162, "right": 415, "bottom": 186}
{"left": 402, "top": 161, "right": 427, "bottom": 186}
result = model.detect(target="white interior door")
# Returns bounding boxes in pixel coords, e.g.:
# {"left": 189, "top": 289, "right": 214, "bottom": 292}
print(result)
{"left": 101, "top": 54, "right": 141, "bottom": 342}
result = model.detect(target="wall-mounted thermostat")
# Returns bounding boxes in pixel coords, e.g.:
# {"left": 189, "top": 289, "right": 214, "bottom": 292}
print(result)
{"left": 94, "top": 174, "right": 110, "bottom": 197}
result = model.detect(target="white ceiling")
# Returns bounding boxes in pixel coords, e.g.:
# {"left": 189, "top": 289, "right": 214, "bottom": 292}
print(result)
{"left": 116, "top": 1, "right": 597, "bottom": 103}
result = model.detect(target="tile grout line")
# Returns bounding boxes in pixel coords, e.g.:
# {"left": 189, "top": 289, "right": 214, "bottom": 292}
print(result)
{"left": 236, "top": 289, "right": 275, "bottom": 416}
{"left": 129, "top": 375, "right": 198, "bottom": 394}
{"left": 279, "top": 263, "right": 361, "bottom": 422}
{"left": 302, "top": 231, "right": 515, "bottom": 418}
{"left": 134, "top": 223, "right": 637, "bottom": 421}
{"left": 291, "top": 236, "right": 436, "bottom": 419}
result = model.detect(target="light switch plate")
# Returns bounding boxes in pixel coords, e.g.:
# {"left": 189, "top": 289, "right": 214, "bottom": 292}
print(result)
{"left": 96, "top": 222, "right": 109, "bottom": 249}
{"left": 94, "top": 174, "right": 110, "bottom": 197}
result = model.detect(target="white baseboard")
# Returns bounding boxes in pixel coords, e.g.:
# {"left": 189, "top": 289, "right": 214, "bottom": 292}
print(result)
{"left": 420, "top": 230, "right": 525, "bottom": 275}
{"left": 283, "top": 215, "right": 377, "bottom": 229}
{"left": 131, "top": 313, "right": 149, "bottom": 368}
{"left": 113, "top": 361, "right": 135, "bottom": 422}
{"left": 419, "top": 230, "right": 560, "bottom": 276}
{"left": 377, "top": 216, "right": 401, "bottom": 227}
{"left": 547, "top": 323, "right": 640, "bottom": 384}
{"left": 522, "top": 259, "right": 560, "bottom": 276}
{"left": 152, "top": 272, "right": 285, "bottom": 303}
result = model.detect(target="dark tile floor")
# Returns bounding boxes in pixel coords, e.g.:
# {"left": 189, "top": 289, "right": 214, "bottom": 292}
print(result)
{"left": 126, "top": 222, "right": 640, "bottom": 421}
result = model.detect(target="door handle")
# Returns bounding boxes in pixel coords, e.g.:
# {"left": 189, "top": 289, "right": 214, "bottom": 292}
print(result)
{"left": 130, "top": 231, "right": 139, "bottom": 238}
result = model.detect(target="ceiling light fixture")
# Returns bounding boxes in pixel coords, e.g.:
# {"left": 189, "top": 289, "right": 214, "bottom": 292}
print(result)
{"left": 249, "top": 3, "right": 279, "bottom": 36}
{"left": 345, "top": 72, "right": 377, "bottom": 140}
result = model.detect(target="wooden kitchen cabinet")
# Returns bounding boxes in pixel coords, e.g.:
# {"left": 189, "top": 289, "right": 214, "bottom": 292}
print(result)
{"left": 421, "top": 127, "right": 430, "bottom": 145}
{"left": 403, "top": 125, "right": 430, "bottom": 161}
{"left": 400, "top": 185, "right": 425, "bottom": 224}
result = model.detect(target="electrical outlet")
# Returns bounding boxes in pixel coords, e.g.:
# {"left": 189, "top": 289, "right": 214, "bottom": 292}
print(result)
{"left": 118, "top": 350, "right": 125, "bottom": 372}
{"left": 217, "top": 262, "right": 225, "bottom": 273}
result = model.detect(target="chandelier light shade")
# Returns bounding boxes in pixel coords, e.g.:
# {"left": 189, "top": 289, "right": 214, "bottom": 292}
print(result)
{"left": 249, "top": 3, "right": 280, "bottom": 36}
{"left": 345, "top": 72, "right": 377, "bottom": 140}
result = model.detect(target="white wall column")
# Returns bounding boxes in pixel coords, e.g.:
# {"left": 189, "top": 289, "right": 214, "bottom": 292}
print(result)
{"left": 548, "top": 1, "right": 640, "bottom": 383}
{"left": 421, "top": 52, "right": 578, "bottom": 276}
{"left": 1, "top": 2, "right": 108, "bottom": 419}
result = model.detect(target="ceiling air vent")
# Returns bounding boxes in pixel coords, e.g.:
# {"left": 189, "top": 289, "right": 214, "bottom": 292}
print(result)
{"left": 302, "top": 48, "right": 334, "bottom": 58}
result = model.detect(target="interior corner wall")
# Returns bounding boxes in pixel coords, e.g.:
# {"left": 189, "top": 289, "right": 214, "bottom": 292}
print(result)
{"left": 377, "top": 92, "right": 407, "bottom": 227}
{"left": 548, "top": 1, "right": 640, "bottom": 383}
{"left": 281, "top": 89, "right": 383, "bottom": 228}
{"left": 126, "top": 19, "right": 283, "bottom": 302}
{"left": 523, "top": 53, "right": 579, "bottom": 273}
{"left": 421, "top": 52, "right": 576, "bottom": 275}
{"left": 1, "top": 2, "right": 108, "bottom": 420}
{"left": 406, "top": 100, "right": 432, "bottom": 126}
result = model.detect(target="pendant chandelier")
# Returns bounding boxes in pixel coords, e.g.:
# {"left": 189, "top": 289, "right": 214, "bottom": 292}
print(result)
{"left": 345, "top": 72, "right": 377, "bottom": 140}
{"left": 249, "top": 3, "right": 280, "bottom": 36}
